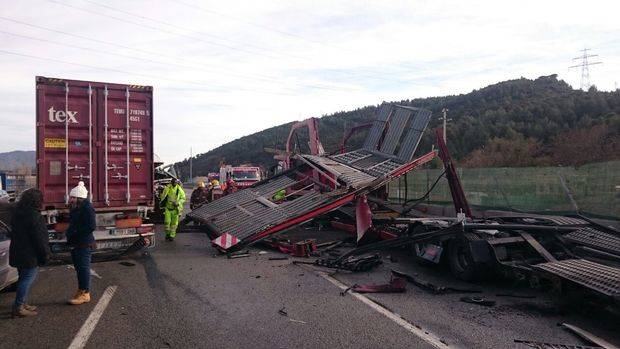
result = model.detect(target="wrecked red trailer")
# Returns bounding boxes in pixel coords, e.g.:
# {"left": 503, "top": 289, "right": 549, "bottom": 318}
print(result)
{"left": 187, "top": 103, "right": 434, "bottom": 251}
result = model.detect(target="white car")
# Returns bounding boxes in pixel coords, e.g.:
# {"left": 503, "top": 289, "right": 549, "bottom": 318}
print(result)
{"left": 0, "top": 218, "right": 18, "bottom": 291}
{"left": 0, "top": 190, "right": 10, "bottom": 203}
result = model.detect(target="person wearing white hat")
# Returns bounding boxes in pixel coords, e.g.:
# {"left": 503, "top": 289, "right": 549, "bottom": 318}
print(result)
{"left": 65, "top": 181, "right": 96, "bottom": 305}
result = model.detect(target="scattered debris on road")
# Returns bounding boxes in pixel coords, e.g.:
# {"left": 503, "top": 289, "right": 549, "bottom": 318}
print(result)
{"left": 391, "top": 269, "right": 482, "bottom": 294}
{"left": 460, "top": 296, "right": 496, "bottom": 307}
{"left": 350, "top": 276, "right": 407, "bottom": 294}
{"left": 227, "top": 250, "right": 251, "bottom": 259}
{"left": 560, "top": 323, "right": 620, "bottom": 349}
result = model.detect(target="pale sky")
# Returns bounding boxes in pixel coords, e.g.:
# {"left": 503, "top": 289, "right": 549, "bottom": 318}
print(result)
{"left": 1, "top": 0, "right": 619, "bottom": 163}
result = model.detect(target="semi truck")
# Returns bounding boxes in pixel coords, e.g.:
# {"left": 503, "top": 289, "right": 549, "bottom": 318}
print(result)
{"left": 35, "top": 76, "right": 155, "bottom": 258}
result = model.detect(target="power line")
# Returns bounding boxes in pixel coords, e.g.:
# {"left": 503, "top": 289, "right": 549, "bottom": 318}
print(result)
{"left": 170, "top": 0, "right": 352, "bottom": 52}
{"left": 46, "top": 0, "right": 286, "bottom": 61}
{"left": 77, "top": 0, "right": 308, "bottom": 62}
{"left": 168, "top": 1, "right": 420, "bottom": 84}
{"left": 0, "top": 16, "right": 184, "bottom": 63}
{"left": 0, "top": 29, "right": 352, "bottom": 92}
{"left": 0, "top": 48, "right": 297, "bottom": 96}
{"left": 0, "top": 16, "right": 353, "bottom": 91}
{"left": 57, "top": 0, "right": 414, "bottom": 85}
{"left": 569, "top": 48, "right": 603, "bottom": 90}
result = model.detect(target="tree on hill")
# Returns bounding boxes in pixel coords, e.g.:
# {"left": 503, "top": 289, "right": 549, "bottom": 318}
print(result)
{"left": 175, "top": 75, "right": 620, "bottom": 179}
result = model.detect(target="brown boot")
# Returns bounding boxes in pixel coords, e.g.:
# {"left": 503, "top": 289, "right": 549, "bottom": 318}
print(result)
{"left": 12, "top": 305, "right": 38, "bottom": 318}
{"left": 68, "top": 290, "right": 91, "bottom": 305}
{"left": 24, "top": 304, "right": 37, "bottom": 311}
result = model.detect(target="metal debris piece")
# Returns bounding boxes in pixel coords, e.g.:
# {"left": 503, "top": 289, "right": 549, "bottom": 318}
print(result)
{"left": 316, "top": 253, "right": 383, "bottom": 272}
{"left": 391, "top": 269, "right": 481, "bottom": 294}
{"left": 459, "top": 296, "right": 495, "bottom": 307}
{"left": 278, "top": 307, "right": 288, "bottom": 316}
{"left": 560, "top": 323, "right": 619, "bottom": 349}
{"left": 119, "top": 261, "right": 136, "bottom": 267}
{"left": 319, "top": 241, "right": 344, "bottom": 252}
{"left": 227, "top": 250, "right": 251, "bottom": 259}
{"left": 293, "top": 240, "right": 318, "bottom": 257}
{"left": 294, "top": 255, "right": 382, "bottom": 272}
{"left": 534, "top": 259, "right": 620, "bottom": 298}
{"left": 564, "top": 227, "right": 620, "bottom": 257}
{"left": 350, "top": 277, "right": 407, "bottom": 294}
{"left": 268, "top": 256, "right": 289, "bottom": 261}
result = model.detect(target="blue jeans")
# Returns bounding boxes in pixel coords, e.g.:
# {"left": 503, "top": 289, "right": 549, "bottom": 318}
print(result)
{"left": 71, "top": 248, "right": 92, "bottom": 291}
{"left": 14, "top": 267, "right": 38, "bottom": 308}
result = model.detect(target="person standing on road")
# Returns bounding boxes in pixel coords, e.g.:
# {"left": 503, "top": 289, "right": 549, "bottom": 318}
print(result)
{"left": 160, "top": 178, "right": 186, "bottom": 241}
{"left": 224, "top": 178, "right": 237, "bottom": 195}
{"left": 66, "top": 181, "right": 96, "bottom": 305}
{"left": 206, "top": 182, "right": 214, "bottom": 203}
{"left": 190, "top": 181, "right": 209, "bottom": 210}
{"left": 9, "top": 188, "right": 49, "bottom": 317}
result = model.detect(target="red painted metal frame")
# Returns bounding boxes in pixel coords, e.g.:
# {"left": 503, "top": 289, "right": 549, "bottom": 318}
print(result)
{"left": 435, "top": 128, "right": 472, "bottom": 217}
{"left": 229, "top": 151, "right": 436, "bottom": 250}
{"left": 275, "top": 117, "right": 324, "bottom": 170}
{"left": 385, "top": 150, "right": 437, "bottom": 180}
{"left": 375, "top": 228, "right": 399, "bottom": 240}
{"left": 339, "top": 122, "right": 373, "bottom": 154}
{"left": 330, "top": 221, "right": 356, "bottom": 235}
{"left": 248, "top": 193, "right": 357, "bottom": 243}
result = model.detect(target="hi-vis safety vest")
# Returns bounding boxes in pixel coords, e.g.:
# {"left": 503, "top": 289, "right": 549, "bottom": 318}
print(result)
{"left": 161, "top": 184, "right": 186, "bottom": 211}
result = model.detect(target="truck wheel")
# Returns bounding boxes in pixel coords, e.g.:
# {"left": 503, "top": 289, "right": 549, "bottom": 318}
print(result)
{"left": 448, "top": 233, "right": 489, "bottom": 282}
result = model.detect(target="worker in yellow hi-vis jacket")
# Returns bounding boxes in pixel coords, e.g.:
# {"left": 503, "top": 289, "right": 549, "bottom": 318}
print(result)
{"left": 159, "top": 178, "right": 186, "bottom": 241}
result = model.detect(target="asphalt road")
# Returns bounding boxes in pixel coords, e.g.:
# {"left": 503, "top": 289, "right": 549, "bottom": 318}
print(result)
{"left": 1, "top": 225, "right": 619, "bottom": 349}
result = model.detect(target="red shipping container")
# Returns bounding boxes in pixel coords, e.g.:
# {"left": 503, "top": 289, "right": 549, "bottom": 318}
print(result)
{"left": 36, "top": 76, "right": 154, "bottom": 212}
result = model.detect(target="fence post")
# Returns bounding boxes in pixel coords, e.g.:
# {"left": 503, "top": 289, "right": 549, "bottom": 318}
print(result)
{"left": 557, "top": 168, "right": 579, "bottom": 213}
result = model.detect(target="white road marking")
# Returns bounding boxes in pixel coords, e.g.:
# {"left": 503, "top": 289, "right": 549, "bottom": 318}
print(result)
{"left": 67, "top": 285, "right": 118, "bottom": 349}
{"left": 67, "top": 265, "right": 102, "bottom": 279}
{"left": 90, "top": 269, "right": 102, "bottom": 279}
{"left": 318, "top": 272, "right": 450, "bottom": 349}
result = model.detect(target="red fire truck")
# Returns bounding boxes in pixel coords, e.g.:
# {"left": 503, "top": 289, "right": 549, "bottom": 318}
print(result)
{"left": 207, "top": 165, "right": 262, "bottom": 200}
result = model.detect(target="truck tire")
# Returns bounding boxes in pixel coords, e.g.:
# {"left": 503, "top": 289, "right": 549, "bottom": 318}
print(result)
{"left": 448, "top": 233, "right": 490, "bottom": 282}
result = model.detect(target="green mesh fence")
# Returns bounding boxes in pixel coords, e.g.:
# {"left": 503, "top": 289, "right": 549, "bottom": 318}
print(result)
{"left": 388, "top": 161, "right": 620, "bottom": 219}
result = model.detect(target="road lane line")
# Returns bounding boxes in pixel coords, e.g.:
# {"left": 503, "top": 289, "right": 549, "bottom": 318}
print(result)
{"left": 67, "top": 285, "right": 118, "bottom": 349}
{"left": 90, "top": 269, "right": 102, "bottom": 279}
{"left": 318, "top": 272, "right": 450, "bottom": 349}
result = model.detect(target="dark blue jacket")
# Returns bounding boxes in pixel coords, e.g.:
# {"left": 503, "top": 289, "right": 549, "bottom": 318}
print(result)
{"left": 9, "top": 208, "right": 50, "bottom": 268}
{"left": 66, "top": 200, "right": 96, "bottom": 247}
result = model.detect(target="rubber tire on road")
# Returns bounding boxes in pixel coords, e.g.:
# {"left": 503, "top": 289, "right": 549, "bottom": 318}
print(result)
{"left": 448, "top": 233, "right": 489, "bottom": 282}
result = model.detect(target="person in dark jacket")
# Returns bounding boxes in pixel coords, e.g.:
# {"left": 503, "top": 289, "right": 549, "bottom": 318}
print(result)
{"left": 65, "top": 181, "right": 96, "bottom": 305}
{"left": 190, "top": 181, "right": 210, "bottom": 210}
{"left": 9, "top": 188, "right": 49, "bottom": 317}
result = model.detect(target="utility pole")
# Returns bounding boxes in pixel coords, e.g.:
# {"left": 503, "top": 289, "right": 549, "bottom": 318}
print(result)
{"left": 189, "top": 147, "right": 193, "bottom": 184}
{"left": 440, "top": 108, "right": 451, "bottom": 144}
{"left": 569, "top": 48, "right": 602, "bottom": 90}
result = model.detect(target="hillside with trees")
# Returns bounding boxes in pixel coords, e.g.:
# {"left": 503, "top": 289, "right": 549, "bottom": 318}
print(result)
{"left": 176, "top": 75, "right": 620, "bottom": 178}
{"left": 0, "top": 150, "right": 35, "bottom": 173}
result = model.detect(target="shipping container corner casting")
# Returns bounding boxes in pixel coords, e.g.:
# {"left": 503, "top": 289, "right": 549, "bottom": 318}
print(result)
{"left": 35, "top": 76, "right": 154, "bottom": 216}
